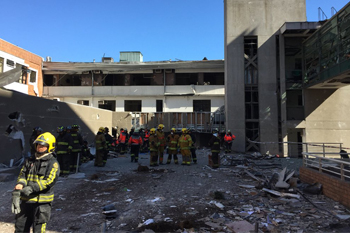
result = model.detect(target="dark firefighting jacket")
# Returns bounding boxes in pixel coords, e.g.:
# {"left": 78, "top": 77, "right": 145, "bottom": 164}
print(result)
{"left": 17, "top": 153, "right": 60, "bottom": 203}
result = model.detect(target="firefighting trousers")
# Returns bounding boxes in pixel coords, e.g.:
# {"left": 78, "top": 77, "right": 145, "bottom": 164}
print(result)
{"left": 190, "top": 148, "right": 197, "bottom": 163}
{"left": 95, "top": 150, "right": 104, "bottom": 167}
{"left": 15, "top": 202, "right": 51, "bottom": 233}
{"left": 70, "top": 152, "right": 80, "bottom": 171}
{"left": 158, "top": 146, "right": 165, "bottom": 163}
{"left": 57, "top": 153, "right": 70, "bottom": 175}
{"left": 150, "top": 151, "right": 158, "bottom": 165}
{"left": 167, "top": 150, "right": 178, "bottom": 164}
{"left": 180, "top": 149, "right": 191, "bottom": 165}
{"left": 130, "top": 145, "right": 140, "bottom": 162}
{"left": 224, "top": 142, "right": 232, "bottom": 153}
{"left": 211, "top": 152, "right": 219, "bottom": 168}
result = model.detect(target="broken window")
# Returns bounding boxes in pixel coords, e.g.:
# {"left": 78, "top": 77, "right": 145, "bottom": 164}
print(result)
{"left": 43, "top": 75, "right": 54, "bottom": 86}
{"left": 98, "top": 100, "right": 116, "bottom": 111}
{"left": 175, "top": 73, "right": 198, "bottom": 85}
{"left": 6, "top": 59, "right": 14, "bottom": 68}
{"left": 130, "top": 74, "right": 151, "bottom": 85}
{"left": 193, "top": 100, "right": 211, "bottom": 112}
{"left": 104, "top": 74, "right": 125, "bottom": 86}
{"left": 203, "top": 73, "right": 224, "bottom": 85}
{"left": 124, "top": 100, "right": 141, "bottom": 112}
{"left": 77, "top": 100, "right": 89, "bottom": 106}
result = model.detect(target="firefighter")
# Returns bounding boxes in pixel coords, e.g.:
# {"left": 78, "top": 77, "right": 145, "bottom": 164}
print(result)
{"left": 94, "top": 127, "right": 106, "bottom": 167}
{"left": 128, "top": 129, "right": 143, "bottom": 162}
{"left": 224, "top": 129, "right": 236, "bottom": 154}
{"left": 166, "top": 128, "right": 179, "bottom": 164}
{"left": 143, "top": 128, "right": 150, "bottom": 152}
{"left": 178, "top": 128, "right": 192, "bottom": 166}
{"left": 29, "top": 126, "right": 42, "bottom": 156}
{"left": 71, "top": 124, "right": 83, "bottom": 172}
{"left": 56, "top": 126, "right": 73, "bottom": 176}
{"left": 189, "top": 128, "right": 197, "bottom": 164}
{"left": 104, "top": 127, "right": 113, "bottom": 165}
{"left": 81, "top": 140, "right": 93, "bottom": 163}
{"left": 12, "top": 132, "right": 60, "bottom": 233}
{"left": 156, "top": 124, "right": 166, "bottom": 164}
{"left": 118, "top": 128, "right": 127, "bottom": 155}
{"left": 149, "top": 128, "right": 159, "bottom": 166}
{"left": 209, "top": 128, "right": 221, "bottom": 169}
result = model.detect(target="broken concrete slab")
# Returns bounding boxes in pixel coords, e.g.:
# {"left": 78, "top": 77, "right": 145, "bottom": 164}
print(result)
{"left": 226, "top": 220, "right": 255, "bottom": 233}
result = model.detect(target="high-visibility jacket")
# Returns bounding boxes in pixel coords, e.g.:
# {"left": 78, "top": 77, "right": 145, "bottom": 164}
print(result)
{"left": 71, "top": 131, "right": 83, "bottom": 153}
{"left": 167, "top": 133, "right": 179, "bottom": 151}
{"left": 128, "top": 135, "right": 143, "bottom": 146}
{"left": 156, "top": 131, "right": 166, "bottom": 146}
{"left": 56, "top": 133, "right": 73, "bottom": 155}
{"left": 144, "top": 131, "right": 150, "bottom": 141}
{"left": 17, "top": 153, "right": 60, "bottom": 203}
{"left": 178, "top": 134, "right": 192, "bottom": 150}
{"left": 95, "top": 132, "right": 106, "bottom": 151}
{"left": 118, "top": 131, "right": 127, "bottom": 143}
{"left": 224, "top": 133, "right": 236, "bottom": 142}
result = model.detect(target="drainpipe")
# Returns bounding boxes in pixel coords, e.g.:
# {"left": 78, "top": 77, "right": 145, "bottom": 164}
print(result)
{"left": 163, "top": 70, "right": 166, "bottom": 114}
{"left": 91, "top": 71, "right": 94, "bottom": 107}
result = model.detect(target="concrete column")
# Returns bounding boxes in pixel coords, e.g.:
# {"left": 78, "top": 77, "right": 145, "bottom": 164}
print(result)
{"left": 279, "top": 34, "right": 288, "bottom": 156}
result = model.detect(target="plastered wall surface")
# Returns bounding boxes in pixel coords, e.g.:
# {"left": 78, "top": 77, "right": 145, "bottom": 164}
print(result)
{"left": 0, "top": 89, "right": 131, "bottom": 165}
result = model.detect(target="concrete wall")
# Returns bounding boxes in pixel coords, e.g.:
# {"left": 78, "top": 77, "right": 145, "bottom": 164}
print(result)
{"left": 303, "top": 86, "right": 350, "bottom": 149}
{"left": 0, "top": 88, "right": 132, "bottom": 165}
{"left": 224, "top": 0, "right": 306, "bottom": 153}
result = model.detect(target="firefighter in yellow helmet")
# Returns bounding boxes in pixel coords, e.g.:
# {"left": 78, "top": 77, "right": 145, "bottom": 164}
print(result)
{"left": 12, "top": 132, "right": 60, "bottom": 232}
{"left": 166, "top": 128, "right": 180, "bottom": 164}
{"left": 178, "top": 128, "right": 193, "bottom": 165}
{"left": 94, "top": 127, "right": 106, "bottom": 167}
{"left": 149, "top": 128, "right": 159, "bottom": 166}
{"left": 156, "top": 124, "right": 166, "bottom": 164}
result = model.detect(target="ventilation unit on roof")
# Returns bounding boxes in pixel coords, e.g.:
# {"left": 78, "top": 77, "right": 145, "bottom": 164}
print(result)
{"left": 102, "top": 57, "right": 114, "bottom": 63}
{"left": 154, "top": 69, "right": 162, "bottom": 74}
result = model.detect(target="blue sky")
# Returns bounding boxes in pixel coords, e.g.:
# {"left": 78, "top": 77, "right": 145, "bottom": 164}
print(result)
{"left": 1, "top": 0, "right": 349, "bottom": 62}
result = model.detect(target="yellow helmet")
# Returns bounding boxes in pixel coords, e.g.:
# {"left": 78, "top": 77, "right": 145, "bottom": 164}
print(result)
{"left": 171, "top": 128, "right": 176, "bottom": 132}
{"left": 158, "top": 124, "right": 164, "bottom": 130}
{"left": 181, "top": 128, "right": 188, "bottom": 134}
{"left": 33, "top": 132, "right": 56, "bottom": 153}
{"left": 98, "top": 127, "right": 105, "bottom": 133}
{"left": 150, "top": 128, "right": 156, "bottom": 134}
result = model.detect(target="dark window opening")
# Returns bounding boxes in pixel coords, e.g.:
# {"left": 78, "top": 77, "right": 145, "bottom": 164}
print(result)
{"left": 125, "top": 100, "right": 141, "bottom": 112}
{"left": 175, "top": 73, "right": 198, "bottom": 85}
{"left": 59, "top": 75, "right": 81, "bottom": 86}
{"left": 130, "top": 74, "right": 151, "bottom": 85}
{"left": 244, "top": 36, "right": 258, "bottom": 84}
{"left": 98, "top": 100, "right": 116, "bottom": 111}
{"left": 43, "top": 75, "right": 54, "bottom": 86}
{"left": 104, "top": 74, "right": 125, "bottom": 86}
{"left": 156, "top": 100, "right": 163, "bottom": 112}
{"left": 193, "top": 100, "right": 210, "bottom": 112}
{"left": 6, "top": 59, "right": 14, "bottom": 68}
{"left": 245, "top": 121, "right": 260, "bottom": 151}
{"left": 203, "top": 73, "right": 224, "bottom": 85}
{"left": 77, "top": 100, "right": 89, "bottom": 106}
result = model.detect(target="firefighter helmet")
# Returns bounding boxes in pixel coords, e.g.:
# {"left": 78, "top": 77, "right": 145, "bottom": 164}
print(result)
{"left": 158, "top": 124, "right": 164, "bottom": 130}
{"left": 171, "top": 128, "right": 176, "bottom": 132}
{"left": 150, "top": 128, "right": 156, "bottom": 134}
{"left": 181, "top": 128, "right": 188, "bottom": 134}
{"left": 66, "top": 125, "right": 72, "bottom": 131}
{"left": 104, "top": 127, "right": 109, "bottom": 133}
{"left": 34, "top": 126, "right": 43, "bottom": 132}
{"left": 213, "top": 128, "right": 219, "bottom": 133}
{"left": 98, "top": 127, "right": 105, "bottom": 133}
{"left": 72, "top": 124, "right": 80, "bottom": 129}
{"left": 227, "top": 129, "right": 231, "bottom": 133}
{"left": 57, "top": 126, "right": 65, "bottom": 133}
{"left": 33, "top": 132, "right": 56, "bottom": 153}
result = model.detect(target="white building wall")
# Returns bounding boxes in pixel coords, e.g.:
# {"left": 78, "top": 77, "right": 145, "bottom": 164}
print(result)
{"left": 60, "top": 96, "right": 224, "bottom": 113}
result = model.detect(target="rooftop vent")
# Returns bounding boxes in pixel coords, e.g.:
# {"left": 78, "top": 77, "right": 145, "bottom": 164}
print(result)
{"left": 102, "top": 57, "right": 114, "bottom": 63}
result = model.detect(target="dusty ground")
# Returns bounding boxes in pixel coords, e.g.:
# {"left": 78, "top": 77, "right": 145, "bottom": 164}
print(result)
{"left": 0, "top": 151, "right": 350, "bottom": 233}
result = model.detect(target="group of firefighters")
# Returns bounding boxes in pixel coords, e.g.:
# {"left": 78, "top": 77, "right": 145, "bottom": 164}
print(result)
{"left": 94, "top": 124, "right": 236, "bottom": 169}
{"left": 12, "top": 124, "right": 235, "bottom": 232}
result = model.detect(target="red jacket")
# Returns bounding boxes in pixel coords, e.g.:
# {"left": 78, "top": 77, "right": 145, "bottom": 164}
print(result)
{"left": 128, "top": 135, "right": 143, "bottom": 145}
{"left": 224, "top": 133, "right": 236, "bottom": 142}
{"left": 118, "top": 131, "right": 127, "bottom": 143}
{"left": 144, "top": 131, "right": 150, "bottom": 141}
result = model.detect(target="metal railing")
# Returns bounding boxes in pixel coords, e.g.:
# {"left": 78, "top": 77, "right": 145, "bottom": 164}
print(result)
{"left": 302, "top": 152, "right": 350, "bottom": 181}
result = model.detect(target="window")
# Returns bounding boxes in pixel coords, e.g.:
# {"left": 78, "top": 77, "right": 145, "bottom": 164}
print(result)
{"left": 98, "top": 100, "right": 116, "bottom": 111}
{"left": 193, "top": 100, "right": 210, "bottom": 112}
{"left": 175, "top": 73, "right": 198, "bottom": 85}
{"left": 244, "top": 37, "right": 258, "bottom": 84}
{"left": 29, "top": 70, "right": 37, "bottom": 83}
{"left": 124, "top": 100, "right": 141, "bottom": 112}
{"left": 77, "top": 100, "right": 89, "bottom": 106}
{"left": 6, "top": 59, "right": 14, "bottom": 68}
{"left": 156, "top": 100, "right": 163, "bottom": 112}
